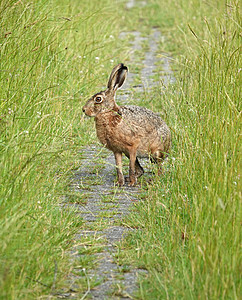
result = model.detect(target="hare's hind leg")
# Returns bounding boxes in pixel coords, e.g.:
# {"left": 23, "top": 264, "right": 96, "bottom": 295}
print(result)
{"left": 135, "top": 158, "right": 144, "bottom": 178}
{"left": 114, "top": 152, "right": 124, "bottom": 186}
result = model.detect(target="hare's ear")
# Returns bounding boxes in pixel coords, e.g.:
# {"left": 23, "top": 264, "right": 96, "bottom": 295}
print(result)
{"left": 107, "top": 63, "right": 128, "bottom": 91}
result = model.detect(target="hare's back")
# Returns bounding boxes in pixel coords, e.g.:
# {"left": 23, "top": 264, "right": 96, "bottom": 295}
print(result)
{"left": 120, "top": 105, "right": 166, "bottom": 129}
{"left": 120, "top": 105, "right": 170, "bottom": 151}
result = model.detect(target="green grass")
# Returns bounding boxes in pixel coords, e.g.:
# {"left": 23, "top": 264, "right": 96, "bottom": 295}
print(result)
{"left": 0, "top": 0, "right": 126, "bottom": 298}
{"left": 1, "top": 0, "right": 240, "bottom": 299}
{"left": 115, "top": 0, "right": 241, "bottom": 299}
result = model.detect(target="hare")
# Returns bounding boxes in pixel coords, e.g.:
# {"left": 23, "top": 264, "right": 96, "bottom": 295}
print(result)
{"left": 82, "top": 63, "right": 171, "bottom": 186}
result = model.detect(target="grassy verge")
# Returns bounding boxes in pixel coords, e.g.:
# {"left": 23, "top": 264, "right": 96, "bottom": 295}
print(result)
{"left": 0, "top": 0, "right": 126, "bottom": 298}
{"left": 116, "top": 0, "right": 241, "bottom": 299}
{"left": 1, "top": 0, "right": 240, "bottom": 299}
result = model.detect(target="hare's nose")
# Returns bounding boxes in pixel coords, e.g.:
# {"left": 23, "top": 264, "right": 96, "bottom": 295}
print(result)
{"left": 82, "top": 107, "right": 86, "bottom": 113}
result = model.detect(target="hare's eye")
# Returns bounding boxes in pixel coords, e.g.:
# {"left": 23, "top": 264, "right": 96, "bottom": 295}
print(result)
{"left": 95, "top": 96, "right": 103, "bottom": 103}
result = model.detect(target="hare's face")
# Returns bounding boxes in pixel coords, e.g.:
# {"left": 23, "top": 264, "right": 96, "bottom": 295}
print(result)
{"left": 83, "top": 64, "right": 128, "bottom": 117}
{"left": 82, "top": 90, "right": 115, "bottom": 117}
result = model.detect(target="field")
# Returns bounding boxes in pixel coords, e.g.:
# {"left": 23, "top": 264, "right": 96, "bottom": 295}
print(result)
{"left": 0, "top": 0, "right": 240, "bottom": 299}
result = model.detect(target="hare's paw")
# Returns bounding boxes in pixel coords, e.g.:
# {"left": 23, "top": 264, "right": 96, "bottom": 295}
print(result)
{"left": 125, "top": 176, "right": 137, "bottom": 187}
{"left": 116, "top": 178, "right": 125, "bottom": 186}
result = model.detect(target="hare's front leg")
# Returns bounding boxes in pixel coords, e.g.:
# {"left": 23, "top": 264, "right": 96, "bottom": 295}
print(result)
{"left": 124, "top": 155, "right": 144, "bottom": 181}
{"left": 114, "top": 152, "right": 124, "bottom": 186}
{"left": 128, "top": 148, "right": 137, "bottom": 186}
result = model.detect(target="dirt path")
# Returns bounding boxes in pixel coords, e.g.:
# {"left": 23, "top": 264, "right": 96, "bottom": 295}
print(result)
{"left": 61, "top": 5, "right": 174, "bottom": 299}
{"left": 68, "top": 146, "right": 142, "bottom": 299}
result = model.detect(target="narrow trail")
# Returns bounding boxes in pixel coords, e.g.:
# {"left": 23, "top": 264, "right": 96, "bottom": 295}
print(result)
{"left": 62, "top": 4, "right": 174, "bottom": 300}
{"left": 68, "top": 147, "right": 142, "bottom": 299}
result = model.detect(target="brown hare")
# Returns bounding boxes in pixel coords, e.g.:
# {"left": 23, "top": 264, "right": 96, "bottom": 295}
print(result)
{"left": 82, "top": 63, "right": 171, "bottom": 186}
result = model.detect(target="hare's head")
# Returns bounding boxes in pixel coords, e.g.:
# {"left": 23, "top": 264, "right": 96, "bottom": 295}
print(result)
{"left": 82, "top": 63, "right": 128, "bottom": 117}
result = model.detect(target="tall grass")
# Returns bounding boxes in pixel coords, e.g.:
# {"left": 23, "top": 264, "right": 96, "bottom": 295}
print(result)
{"left": 0, "top": 0, "right": 123, "bottom": 298}
{"left": 1, "top": 0, "right": 240, "bottom": 298}
{"left": 117, "top": 0, "right": 241, "bottom": 299}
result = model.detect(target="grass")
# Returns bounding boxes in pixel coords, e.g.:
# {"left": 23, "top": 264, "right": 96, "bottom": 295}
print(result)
{"left": 1, "top": 0, "right": 240, "bottom": 299}
{"left": 0, "top": 0, "right": 126, "bottom": 298}
{"left": 115, "top": 0, "right": 241, "bottom": 299}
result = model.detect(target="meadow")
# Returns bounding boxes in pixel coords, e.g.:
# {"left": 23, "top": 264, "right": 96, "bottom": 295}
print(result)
{"left": 117, "top": 1, "right": 241, "bottom": 299}
{"left": 0, "top": 0, "right": 124, "bottom": 298}
{"left": 0, "top": 0, "right": 240, "bottom": 299}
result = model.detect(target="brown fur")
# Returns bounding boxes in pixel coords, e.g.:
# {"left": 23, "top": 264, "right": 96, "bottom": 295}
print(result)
{"left": 82, "top": 63, "right": 171, "bottom": 186}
